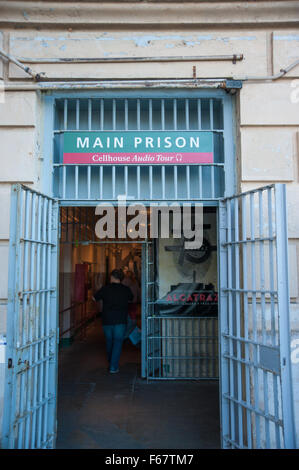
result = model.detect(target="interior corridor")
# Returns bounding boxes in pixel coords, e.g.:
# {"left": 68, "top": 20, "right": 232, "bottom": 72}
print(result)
{"left": 56, "top": 318, "right": 220, "bottom": 449}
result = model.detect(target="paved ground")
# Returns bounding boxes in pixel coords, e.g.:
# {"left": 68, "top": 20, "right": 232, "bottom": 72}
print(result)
{"left": 56, "top": 319, "right": 220, "bottom": 449}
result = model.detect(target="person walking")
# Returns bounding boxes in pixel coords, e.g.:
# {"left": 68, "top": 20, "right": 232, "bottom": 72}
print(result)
{"left": 93, "top": 269, "right": 133, "bottom": 373}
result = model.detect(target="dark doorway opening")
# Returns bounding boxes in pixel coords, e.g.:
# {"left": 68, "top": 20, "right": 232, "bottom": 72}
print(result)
{"left": 56, "top": 206, "right": 220, "bottom": 448}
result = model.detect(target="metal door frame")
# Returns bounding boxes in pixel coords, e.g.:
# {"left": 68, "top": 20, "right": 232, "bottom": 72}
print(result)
{"left": 2, "top": 184, "right": 59, "bottom": 449}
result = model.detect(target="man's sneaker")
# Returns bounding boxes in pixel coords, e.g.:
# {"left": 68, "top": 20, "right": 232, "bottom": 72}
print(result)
{"left": 109, "top": 368, "right": 119, "bottom": 374}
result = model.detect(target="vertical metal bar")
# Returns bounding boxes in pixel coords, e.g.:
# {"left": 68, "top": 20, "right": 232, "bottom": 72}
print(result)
{"left": 87, "top": 166, "right": 91, "bottom": 200}
{"left": 137, "top": 99, "right": 141, "bottom": 130}
{"left": 112, "top": 166, "right": 116, "bottom": 199}
{"left": 275, "top": 184, "right": 296, "bottom": 448}
{"left": 124, "top": 166, "right": 128, "bottom": 196}
{"left": 173, "top": 99, "right": 177, "bottom": 130}
{"left": 63, "top": 99, "right": 68, "bottom": 130}
{"left": 88, "top": 99, "right": 92, "bottom": 130}
{"left": 267, "top": 188, "right": 276, "bottom": 343}
{"left": 205, "top": 318, "right": 208, "bottom": 378}
{"left": 210, "top": 98, "right": 214, "bottom": 130}
{"left": 141, "top": 243, "right": 147, "bottom": 378}
{"left": 161, "top": 99, "right": 165, "bottom": 130}
{"left": 149, "top": 99, "right": 153, "bottom": 130}
{"left": 227, "top": 199, "right": 236, "bottom": 446}
{"left": 259, "top": 190, "right": 270, "bottom": 447}
{"left": 191, "top": 317, "right": 194, "bottom": 378}
{"left": 137, "top": 166, "right": 141, "bottom": 200}
{"left": 174, "top": 166, "right": 178, "bottom": 200}
{"left": 162, "top": 166, "right": 166, "bottom": 200}
{"left": 42, "top": 199, "right": 52, "bottom": 446}
{"left": 241, "top": 194, "right": 253, "bottom": 448}
{"left": 197, "top": 99, "right": 201, "bottom": 130}
{"left": 198, "top": 318, "right": 201, "bottom": 378}
{"left": 234, "top": 197, "right": 243, "bottom": 447}
{"left": 100, "top": 166, "right": 103, "bottom": 200}
{"left": 149, "top": 166, "right": 153, "bottom": 200}
{"left": 62, "top": 165, "right": 66, "bottom": 200}
{"left": 100, "top": 99, "right": 104, "bottom": 130}
{"left": 112, "top": 99, "right": 116, "bottom": 130}
{"left": 75, "top": 99, "right": 79, "bottom": 130}
{"left": 250, "top": 192, "right": 261, "bottom": 448}
{"left": 211, "top": 165, "right": 215, "bottom": 199}
{"left": 75, "top": 166, "right": 79, "bottom": 200}
{"left": 79, "top": 205, "right": 82, "bottom": 242}
{"left": 125, "top": 99, "right": 128, "bottom": 130}
{"left": 186, "top": 166, "right": 190, "bottom": 199}
{"left": 185, "top": 98, "right": 189, "bottom": 130}
{"left": 268, "top": 187, "right": 281, "bottom": 447}
{"left": 178, "top": 318, "right": 181, "bottom": 377}
{"left": 199, "top": 166, "right": 203, "bottom": 199}
{"left": 48, "top": 200, "right": 58, "bottom": 448}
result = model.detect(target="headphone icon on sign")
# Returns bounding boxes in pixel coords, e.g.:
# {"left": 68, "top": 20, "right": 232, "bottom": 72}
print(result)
{"left": 175, "top": 154, "right": 183, "bottom": 162}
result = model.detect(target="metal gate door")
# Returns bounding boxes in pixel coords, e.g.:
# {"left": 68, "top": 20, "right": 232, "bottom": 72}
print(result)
{"left": 2, "top": 184, "right": 59, "bottom": 449}
{"left": 219, "top": 184, "right": 296, "bottom": 448}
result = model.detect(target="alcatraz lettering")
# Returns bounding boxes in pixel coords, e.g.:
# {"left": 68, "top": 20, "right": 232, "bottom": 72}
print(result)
{"left": 166, "top": 293, "right": 218, "bottom": 303}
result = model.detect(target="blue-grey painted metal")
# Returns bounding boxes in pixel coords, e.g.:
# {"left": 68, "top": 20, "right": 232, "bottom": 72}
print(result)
{"left": 218, "top": 183, "right": 295, "bottom": 449}
{"left": 2, "top": 184, "right": 59, "bottom": 449}
{"left": 49, "top": 90, "right": 234, "bottom": 382}
{"left": 141, "top": 243, "right": 147, "bottom": 378}
{"left": 274, "top": 184, "right": 296, "bottom": 448}
{"left": 49, "top": 90, "right": 234, "bottom": 205}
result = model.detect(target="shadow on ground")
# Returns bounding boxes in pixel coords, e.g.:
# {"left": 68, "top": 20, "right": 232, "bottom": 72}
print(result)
{"left": 56, "top": 319, "right": 220, "bottom": 449}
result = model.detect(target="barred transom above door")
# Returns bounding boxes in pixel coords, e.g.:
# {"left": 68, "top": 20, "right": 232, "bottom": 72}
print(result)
{"left": 51, "top": 93, "right": 234, "bottom": 204}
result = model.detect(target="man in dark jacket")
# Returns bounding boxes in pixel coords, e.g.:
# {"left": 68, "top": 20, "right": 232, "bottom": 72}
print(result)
{"left": 93, "top": 269, "right": 133, "bottom": 373}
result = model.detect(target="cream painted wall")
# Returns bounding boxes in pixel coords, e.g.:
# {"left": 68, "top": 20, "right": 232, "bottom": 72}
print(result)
{"left": 0, "top": 0, "right": 298, "bottom": 447}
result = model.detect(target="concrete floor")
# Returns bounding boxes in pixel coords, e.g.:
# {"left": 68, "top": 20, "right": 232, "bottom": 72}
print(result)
{"left": 56, "top": 318, "right": 220, "bottom": 449}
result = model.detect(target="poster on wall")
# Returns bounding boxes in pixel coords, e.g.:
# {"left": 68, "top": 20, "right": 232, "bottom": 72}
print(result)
{"left": 63, "top": 131, "right": 214, "bottom": 165}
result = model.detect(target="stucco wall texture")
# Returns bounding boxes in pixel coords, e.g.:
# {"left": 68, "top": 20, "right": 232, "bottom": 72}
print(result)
{"left": 0, "top": 1, "right": 298, "bottom": 447}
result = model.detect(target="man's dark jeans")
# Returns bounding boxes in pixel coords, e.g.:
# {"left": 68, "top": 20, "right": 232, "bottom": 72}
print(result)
{"left": 102, "top": 323, "right": 127, "bottom": 371}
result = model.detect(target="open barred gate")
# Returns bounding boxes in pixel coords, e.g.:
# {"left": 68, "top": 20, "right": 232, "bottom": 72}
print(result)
{"left": 2, "top": 185, "right": 59, "bottom": 449}
{"left": 218, "top": 184, "right": 296, "bottom": 449}
{"left": 1, "top": 183, "right": 296, "bottom": 449}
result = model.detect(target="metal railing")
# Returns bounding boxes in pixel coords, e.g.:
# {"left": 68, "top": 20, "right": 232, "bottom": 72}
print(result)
{"left": 59, "top": 300, "right": 97, "bottom": 341}
{"left": 147, "top": 316, "right": 219, "bottom": 380}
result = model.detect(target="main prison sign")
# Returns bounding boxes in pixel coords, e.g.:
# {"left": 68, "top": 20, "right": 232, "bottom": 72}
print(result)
{"left": 63, "top": 131, "right": 213, "bottom": 164}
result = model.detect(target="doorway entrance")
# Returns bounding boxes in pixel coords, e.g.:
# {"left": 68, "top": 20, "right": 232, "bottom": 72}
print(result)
{"left": 58, "top": 205, "right": 219, "bottom": 381}
{"left": 1, "top": 87, "right": 295, "bottom": 448}
{"left": 56, "top": 204, "right": 221, "bottom": 448}
{"left": 2, "top": 183, "right": 296, "bottom": 449}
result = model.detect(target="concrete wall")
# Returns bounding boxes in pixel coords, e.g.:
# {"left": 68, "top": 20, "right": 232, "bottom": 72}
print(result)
{"left": 0, "top": 0, "right": 298, "bottom": 447}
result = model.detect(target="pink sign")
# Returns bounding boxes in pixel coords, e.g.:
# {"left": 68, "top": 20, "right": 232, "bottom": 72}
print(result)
{"left": 63, "top": 152, "right": 214, "bottom": 165}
